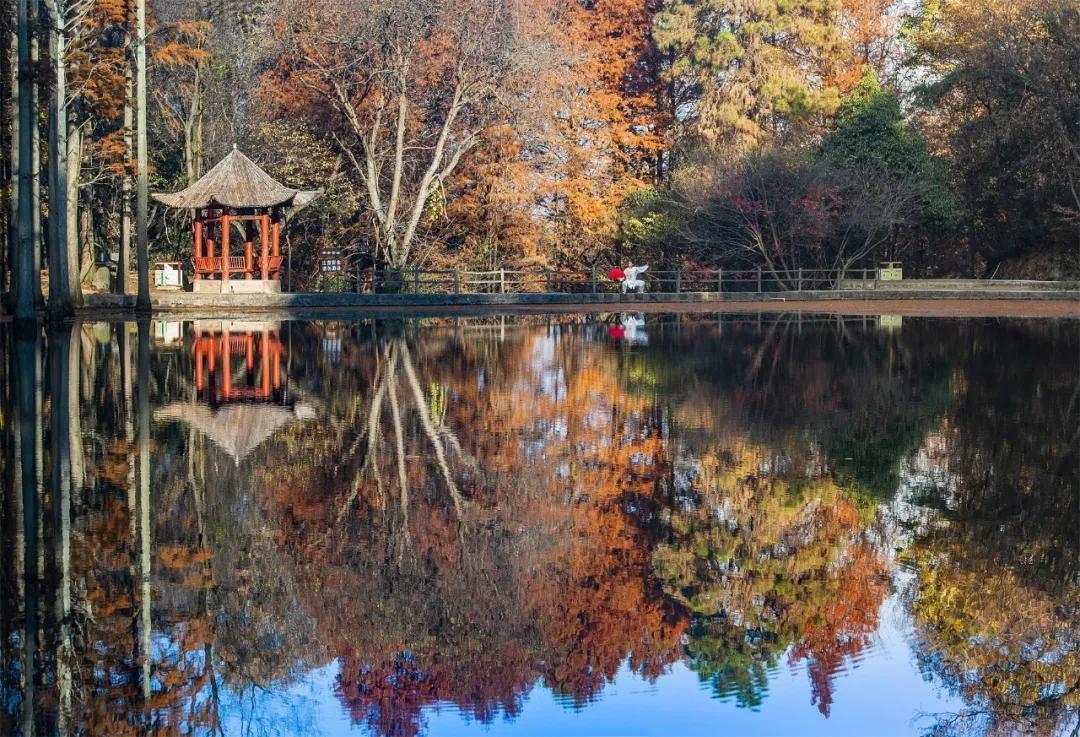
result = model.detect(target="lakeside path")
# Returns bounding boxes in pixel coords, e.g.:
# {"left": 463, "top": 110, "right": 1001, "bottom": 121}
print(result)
{"left": 473, "top": 299, "right": 1080, "bottom": 318}
{"left": 56, "top": 296, "right": 1080, "bottom": 321}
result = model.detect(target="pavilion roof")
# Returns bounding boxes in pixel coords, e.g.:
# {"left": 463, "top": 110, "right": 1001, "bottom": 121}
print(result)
{"left": 155, "top": 400, "right": 317, "bottom": 464}
{"left": 152, "top": 147, "right": 320, "bottom": 210}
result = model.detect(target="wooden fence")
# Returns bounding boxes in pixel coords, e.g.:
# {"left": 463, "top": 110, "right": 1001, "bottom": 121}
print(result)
{"left": 340, "top": 267, "right": 882, "bottom": 295}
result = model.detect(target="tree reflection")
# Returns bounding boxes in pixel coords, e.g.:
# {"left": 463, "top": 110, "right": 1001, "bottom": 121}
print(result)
{"left": 903, "top": 321, "right": 1080, "bottom": 737}
{"left": 0, "top": 315, "right": 1075, "bottom": 737}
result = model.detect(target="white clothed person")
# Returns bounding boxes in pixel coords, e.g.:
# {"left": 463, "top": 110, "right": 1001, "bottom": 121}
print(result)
{"left": 622, "top": 314, "right": 648, "bottom": 346}
{"left": 621, "top": 265, "right": 648, "bottom": 293}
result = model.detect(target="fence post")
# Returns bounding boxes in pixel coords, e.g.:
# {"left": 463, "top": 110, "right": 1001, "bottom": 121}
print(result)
{"left": 716, "top": 268, "right": 723, "bottom": 294}
{"left": 590, "top": 268, "right": 597, "bottom": 293}
{"left": 756, "top": 267, "right": 762, "bottom": 293}
{"left": 797, "top": 267, "right": 803, "bottom": 292}
{"left": 413, "top": 266, "right": 420, "bottom": 292}
{"left": 500, "top": 268, "right": 506, "bottom": 293}
{"left": 675, "top": 267, "right": 682, "bottom": 293}
{"left": 545, "top": 268, "right": 552, "bottom": 292}
{"left": 355, "top": 262, "right": 361, "bottom": 294}
{"left": 454, "top": 271, "right": 460, "bottom": 294}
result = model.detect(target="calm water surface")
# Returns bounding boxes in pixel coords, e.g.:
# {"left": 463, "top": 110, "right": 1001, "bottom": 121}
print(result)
{"left": 1, "top": 313, "right": 1077, "bottom": 737}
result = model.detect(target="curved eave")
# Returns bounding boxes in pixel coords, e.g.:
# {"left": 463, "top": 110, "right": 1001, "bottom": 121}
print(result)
{"left": 152, "top": 189, "right": 322, "bottom": 212}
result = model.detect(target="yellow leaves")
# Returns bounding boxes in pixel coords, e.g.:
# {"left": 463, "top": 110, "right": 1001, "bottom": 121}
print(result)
{"left": 661, "top": 0, "right": 884, "bottom": 154}
{"left": 152, "top": 42, "right": 210, "bottom": 68}
{"left": 910, "top": 533, "right": 1080, "bottom": 724}
{"left": 174, "top": 19, "right": 211, "bottom": 41}
{"left": 158, "top": 544, "right": 214, "bottom": 570}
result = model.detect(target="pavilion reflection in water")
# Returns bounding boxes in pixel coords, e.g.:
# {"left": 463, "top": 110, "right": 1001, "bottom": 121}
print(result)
{"left": 155, "top": 320, "right": 316, "bottom": 463}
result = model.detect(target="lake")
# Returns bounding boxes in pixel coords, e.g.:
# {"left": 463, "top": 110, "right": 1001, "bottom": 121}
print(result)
{"left": 1, "top": 312, "right": 1077, "bottom": 737}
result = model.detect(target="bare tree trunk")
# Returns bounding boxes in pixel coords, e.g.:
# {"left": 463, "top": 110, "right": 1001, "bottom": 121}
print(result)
{"left": 46, "top": 0, "right": 78, "bottom": 315}
{"left": 13, "top": 326, "right": 39, "bottom": 734}
{"left": 183, "top": 63, "right": 203, "bottom": 182}
{"left": 2, "top": 12, "right": 15, "bottom": 303}
{"left": 8, "top": 334, "right": 25, "bottom": 698}
{"left": 331, "top": 73, "right": 474, "bottom": 271}
{"left": 67, "top": 323, "right": 83, "bottom": 494}
{"left": 11, "top": 0, "right": 36, "bottom": 317}
{"left": 117, "top": 322, "right": 138, "bottom": 710}
{"left": 30, "top": 0, "right": 41, "bottom": 309}
{"left": 135, "top": 0, "right": 149, "bottom": 311}
{"left": 68, "top": 121, "right": 87, "bottom": 285}
{"left": 400, "top": 340, "right": 467, "bottom": 516}
{"left": 385, "top": 349, "right": 412, "bottom": 561}
{"left": 48, "top": 323, "right": 74, "bottom": 734}
{"left": 136, "top": 318, "right": 151, "bottom": 701}
{"left": 117, "top": 58, "right": 132, "bottom": 295}
{"left": 12, "top": 0, "right": 35, "bottom": 319}
{"left": 78, "top": 196, "right": 90, "bottom": 280}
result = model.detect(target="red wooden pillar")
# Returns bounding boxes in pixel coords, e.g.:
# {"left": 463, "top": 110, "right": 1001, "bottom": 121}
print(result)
{"left": 221, "top": 214, "right": 231, "bottom": 285}
{"left": 271, "top": 216, "right": 281, "bottom": 279}
{"left": 245, "top": 331, "right": 254, "bottom": 373}
{"left": 206, "top": 217, "right": 215, "bottom": 264}
{"left": 261, "top": 329, "right": 271, "bottom": 398}
{"left": 244, "top": 220, "right": 254, "bottom": 279}
{"left": 272, "top": 339, "right": 281, "bottom": 391}
{"left": 221, "top": 330, "right": 232, "bottom": 401}
{"left": 195, "top": 342, "right": 204, "bottom": 390}
{"left": 260, "top": 214, "right": 270, "bottom": 281}
{"left": 193, "top": 216, "right": 204, "bottom": 279}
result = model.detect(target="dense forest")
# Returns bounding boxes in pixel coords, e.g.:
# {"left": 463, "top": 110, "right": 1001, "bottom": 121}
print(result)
{"left": 1, "top": 0, "right": 1078, "bottom": 302}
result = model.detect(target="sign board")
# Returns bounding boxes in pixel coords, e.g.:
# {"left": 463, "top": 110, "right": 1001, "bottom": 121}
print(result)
{"left": 153, "top": 262, "right": 183, "bottom": 289}
{"left": 155, "top": 321, "right": 183, "bottom": 345}
{"left": 320, "top": 250, "right": 343, "bottom": 273}
{"left": 879, "top": 262, "right": 903, "bottom": 281}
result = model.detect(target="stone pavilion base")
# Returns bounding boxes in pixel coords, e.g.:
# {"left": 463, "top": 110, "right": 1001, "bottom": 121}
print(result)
{"left": 192, "top": 279, "right": 282, "bottom": 294}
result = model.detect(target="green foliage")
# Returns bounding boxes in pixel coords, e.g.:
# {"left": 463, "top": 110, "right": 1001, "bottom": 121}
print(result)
{"left": 826, "top": 359, "right": 953, "bottom": 501}
{"left": 904, "top": 0, "right": 1080, "bottom": 271}
{"left": 822, "top": 70, "right": 960, "bottom": 235}
{"left": 615, "top": 188, "right": 686, "bottom": 263}
{"left": 684, "top": 620, "right": 778, "bottom": 709}
{"left": 654, "top": 0, "right": 849, "bottom": 151}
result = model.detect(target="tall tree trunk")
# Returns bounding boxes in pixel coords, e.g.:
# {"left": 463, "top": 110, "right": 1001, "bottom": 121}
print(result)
{"left": 118, "top": 322, "right": 138, "bottom": 711}
{"left": 68, "top": 323, "right": 84, "bottom": 494}
{"left": 47, "top": 322, "right": 74, "bottom": 734}
{"left": 78, "top": 193, "right": 90, "bottom": 279}
{"left": 46, "top": 0, "right": 77, "bottom": 315}
{"left": 136, "top": 318, "right": 152, "bottom": 703}
{"left": 2, "top": 12, "right": 14, "bottom": 304}
{"left": 134, "top": 0, "right": 149, "bottom": 311}
{"left": 67, "top": 120, "right": 85, "bottom": 286}
{"left": 13, "top": 0, "right": 35, "bottom": 319}
{"left": 183, "top": 64, "right": 203, "bottom": 182}
{"left": 117, "top": 61, "right": 133, "bottom": 295}
{"left": 13, "top": 325, "right": 39, "bottom": 733}
{"left": 30, "top": 0, "right": 40, "bottom": 309}
{"left": 5, "top": 331, "right": 25, "bottom": 717}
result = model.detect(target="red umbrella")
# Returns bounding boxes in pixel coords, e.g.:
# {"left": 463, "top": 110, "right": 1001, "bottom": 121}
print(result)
{"left": 608, "top": 325, "right": 626, "bottom": 340}
{"left": 608, "top": 267, "right": 626, "bottom": 281}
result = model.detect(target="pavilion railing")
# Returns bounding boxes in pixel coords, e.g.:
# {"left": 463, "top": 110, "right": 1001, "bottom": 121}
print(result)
{"left": 337, "top": 266, "right": 883, "bottom": 295}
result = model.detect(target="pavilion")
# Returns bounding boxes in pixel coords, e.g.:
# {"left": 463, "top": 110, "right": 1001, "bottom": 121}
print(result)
{"left": 153, "top": 147, "right": 319, "bottom": 294}
{"left": 155, "top": 319, "right": 317, "bottom": 464}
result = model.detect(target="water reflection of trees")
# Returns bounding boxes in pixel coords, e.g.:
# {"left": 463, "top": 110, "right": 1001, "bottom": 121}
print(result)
{"left": 258, "top": 322, "right": 687, "bottom": 736}
{"left": 901, "top": 321, "right": 1080, "bottom": 737}
{"left": 0, "top": 315, "right": 1075, "bottom": 737}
